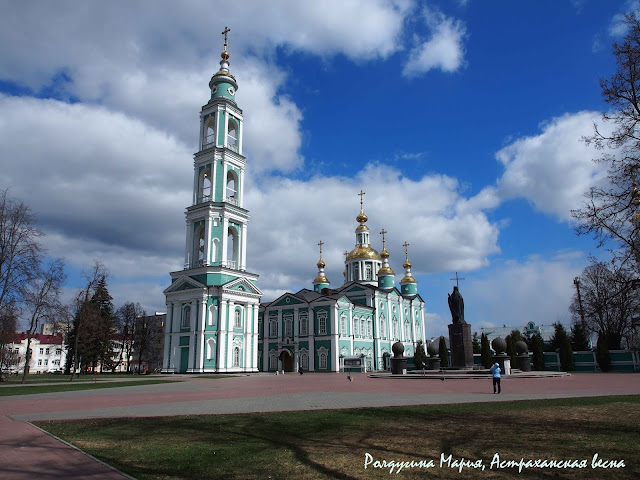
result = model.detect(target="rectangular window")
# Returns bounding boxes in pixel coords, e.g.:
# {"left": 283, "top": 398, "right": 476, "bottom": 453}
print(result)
{"left": 319, "top": 315, "right": 327, "bottom": 335}
{"left": 269, "top": 317, "right": 277, "bottom": 337}
{"left": 302, "top": 353, "right": 308, "bottom": 369}
{"left": 45, "top": 348, "right": 50, "bottom": 355}
{"left": 284, "top": 315, "right": 293, "bottom": 337}
{"left": 300, "top": 315, "right": 308, "bottom": 336}
{"left": 38, "top": 359, "right": 42, "bottom": 366}
{"left": 44, "top": 359, "right": 48, "bottom": 366}
{"left": 39, "top": 348, "right": 43, "bottom": 354}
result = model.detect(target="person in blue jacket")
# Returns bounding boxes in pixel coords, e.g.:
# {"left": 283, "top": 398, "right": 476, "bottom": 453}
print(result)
{"left": 490, "top": 362, "right": 501, "bottom": 394}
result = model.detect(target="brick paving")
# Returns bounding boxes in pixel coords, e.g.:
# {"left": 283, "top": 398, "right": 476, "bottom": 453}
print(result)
{"left": 1, "top": 372, "right": 639, "bottom": 479}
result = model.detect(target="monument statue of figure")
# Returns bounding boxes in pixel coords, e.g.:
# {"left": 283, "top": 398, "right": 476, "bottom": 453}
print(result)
{"left": 448, "top": 286, "right": 465, "bottom": 324}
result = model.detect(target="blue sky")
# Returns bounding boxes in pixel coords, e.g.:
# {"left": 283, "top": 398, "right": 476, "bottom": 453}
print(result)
{"left": 0, "top": 0, "right": 634, "bottom": 337}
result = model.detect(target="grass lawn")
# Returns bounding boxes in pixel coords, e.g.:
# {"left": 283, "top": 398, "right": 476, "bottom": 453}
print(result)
{"left": 36, "top": 395, "right": 640, "bottom": 479}
{"left": 0, "top": 379, "right": 178, "bottom": 396}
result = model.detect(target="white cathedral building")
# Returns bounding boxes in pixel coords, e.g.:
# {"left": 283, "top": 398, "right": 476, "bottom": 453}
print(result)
{"left": 162, "top": 31, "right": 427, "bottom": 373}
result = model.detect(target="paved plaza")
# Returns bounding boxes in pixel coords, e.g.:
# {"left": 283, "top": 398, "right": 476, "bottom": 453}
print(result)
{"left": 1, "top": 372, "right": 639, "bottom": 479}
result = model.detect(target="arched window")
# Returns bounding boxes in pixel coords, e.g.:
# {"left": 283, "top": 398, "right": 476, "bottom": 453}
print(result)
{"left": 234, "top": 309, "right": 241, "bottom": 328}
{"left": 319, "top": 353, "right": 327, "bottom": 369}
{"left": 285, "top": 316, "right": 292, "bottom": 337}
{"left": 392, "top": 318, "right": 398, "bottom": 340}
{"left": 353, "top": 318, "right": 358, "bottom": 336}
{"left": 353, "top": 263, "right": 359, "bottom": 280}
{"left": 227, "top": 225, "right": 238, "bottom": 269}
{"left": 233, "top": 347, "right": 240, "bottom": 367}
{"left": 193, "top": 226, "right": 205, "bottom": 267}
{"left": 366, "top": 264, "right": 372, "bottom": 280}
{"left": 404, "top": 322, "right": 411, "bottom": 340}
{"left": 300, "top": 314, "right": 308, "bottom": 336}
{"left": 301, "top": 353, "right": 308, "bottom": 369}
{"left": 227, "top": 118, "right": 238, "bottom": 149}
{"left": 212, "top": 238, "right": 219, "bottom": 264}
{"left": 226, "top": 170, "right": 237, "bottom": 201}
{"left": 207, "top": 338, "right": 216, "bottom": 360}
{"left": 182, "top": 306, "right": 191, "bottom": 329}
{"left": 368, "top": 319, "right": 372, "bottom": 337}
{"left": 361, "top": 319, "right": 365, "bottom": 337}
{"left": 201, "top": 168, "right": 212, "bottom": 201}
{"left": 380, "top": 316, "right": 386, "bottom": 339}
{"left": 208, "top": 305, "right": 217, "bottom": 326}
{"left": 203, "top": 116, "right": 216, "bottom": 149}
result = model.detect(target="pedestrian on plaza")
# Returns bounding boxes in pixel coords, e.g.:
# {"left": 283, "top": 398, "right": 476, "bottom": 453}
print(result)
{"left": 490, "top": 362, "right": 501, "bottom": 394}
{"left": 299, "top": 365, "right": 303, "bottom": 375}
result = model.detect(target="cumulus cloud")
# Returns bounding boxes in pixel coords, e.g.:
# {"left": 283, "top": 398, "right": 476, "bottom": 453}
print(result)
{"left": 402, "top": 6, "right": 467, "bottom": 77}
{"left": 468, "top": 112, "right": 609, "bottom": 222}
{"left": 247, "top": 163, "right": 501, "bottom": 301}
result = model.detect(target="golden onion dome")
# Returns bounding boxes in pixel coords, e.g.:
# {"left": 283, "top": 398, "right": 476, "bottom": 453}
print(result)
{"left": 400, "top": 275, "right": 416, "bottom": 284}
{"left": 378, "top": 266, "right": 395, "bottom": 275}
{"left": 380, "top": 247, "right": 390, "bottom": 259}
{"left": 313, "top": 274, "right": 329, "bottom": 284}
{"left": 317, "top": 258, "right": 326, "bottom": 268}
{"left": 347, "top": 245, "right": 381, "bottom": 261}
{"left": 356, "top": 209, "right": 368, "bottom": 224}
{"left": 356, "top": 223, "right": 369, "bottom": 232}
{"left": 403, "top": 259, "right": 412, "bottom": 269}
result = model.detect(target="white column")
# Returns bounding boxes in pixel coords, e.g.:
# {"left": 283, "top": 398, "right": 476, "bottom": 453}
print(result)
{"left": 238, "top": 120, "right": 243, "bottom": 154}
{"left": 193, "top": 169, "right": 199, "bottom": 204}
{"left": 221, "top": 216, "right": 229, "bottom": 265}
{"left": 217, "top": 299, "right": 227, "bottom": 370}
{"left": 216, "top": 107, "right": 222, "bottom": 147}
{"left": 211, "top": 160, "right": 217, "bottom": 201}
{"left": 197, "top": 299, "right": 207, "bottom": 371}
{"left": 410, "top": 303, "right": 416, "bottom": 346}
{"left": 227, "top": 300, "right": 235, "bottom": 368}
{"left": 243, "top": 304, "right": 251, "bottom": 370}
{"left": 240, "top": 223, "right": 247, "bottom": 271}
{"left": 253, "top": 304, "right": 259, "bottom": 371}
{"left": 223, "top": 111, "right": 229, "bottom": 148}
{"left": 185, "top": 221, "right": 193, "bottom": 268}
{"left": 239, "top": 168, "right": 245, "bottom": 207}
{"left": 205, "top": 215, "right": 212, "bottom": 265}
{"left": 222, "top": 160, "right": 228, "bottom": 202}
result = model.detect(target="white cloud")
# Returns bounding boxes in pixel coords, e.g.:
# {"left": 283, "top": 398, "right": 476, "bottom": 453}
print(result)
{"left": 403, "top": 6, "right": 467, "bottom": 77}
{"left": 463, "top": 253, "right": 585, "bottom": 330}
{"left": 478, "top": 111, "right": 609, "bottom": 221}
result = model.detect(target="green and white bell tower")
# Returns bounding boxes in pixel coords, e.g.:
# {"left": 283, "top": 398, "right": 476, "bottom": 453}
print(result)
{"left": 163, "top": 28, "right": 262, "bottom": 373}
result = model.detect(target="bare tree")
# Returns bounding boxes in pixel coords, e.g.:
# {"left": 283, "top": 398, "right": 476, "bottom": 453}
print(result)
{"left": 0, "top": 189, "right": 43, "bottom": 319}
{"left": 116, "top": 302, "right": 145, "bottom": 373}
{"left": 572, "top": 9, "right": 640, "bottom": 267}
{"left": 20, "top": 259, "right": 66, "bottom": 383}
{"left": 569, "top": 258, "right": 639, "bottom": 349}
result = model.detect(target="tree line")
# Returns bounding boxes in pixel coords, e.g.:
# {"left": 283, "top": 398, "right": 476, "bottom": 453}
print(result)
{"left": 0, "top": 189, "right": 162, "bottom": 381}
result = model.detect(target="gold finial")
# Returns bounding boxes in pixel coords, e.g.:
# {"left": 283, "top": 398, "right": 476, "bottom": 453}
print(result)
{"left": 402, "top": 241, "right": 412, "bottom": 268}
{"left": 380, "top": 228, "right": 389, "bottom": 259}
{"left": 221, "top": 26, "right": 231, "bottom": 61}
{"left": 344, "top": 250, "right": 349, "bottom": 260}
{"left": 317, "top": 240, "right": 325, "bottom": 268}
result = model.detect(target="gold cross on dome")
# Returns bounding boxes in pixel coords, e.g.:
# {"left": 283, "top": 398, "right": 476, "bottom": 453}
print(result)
{"left": 380, "top": 229, "right": 387, "bottom": 248}
{"left": 358, "top": 190, "right": 365, "bottom": 207}
{"left": 402, "top": 241, "right": 410, "bottom": 257}
{"left": 222, "top": 26, "right": 230, "bottom": 50}
{"left": 318, "top": 240, "right": 324, "bottom": 257}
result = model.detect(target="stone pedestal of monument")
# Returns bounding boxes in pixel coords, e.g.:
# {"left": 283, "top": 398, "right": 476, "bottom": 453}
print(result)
{"left": 515, "top": 355, "right": 531, "bottom": 372}
{"left": 427, "top": 357, "right": 441, "bottom": 370}
{"left": 390, "top": 341, "right": 407, "bottom": 375}
{"left": 448, "top": 323, "right": 474, "bottom": 368}
{"left": 492, "top": 354, "right": 511, "bottom": 375}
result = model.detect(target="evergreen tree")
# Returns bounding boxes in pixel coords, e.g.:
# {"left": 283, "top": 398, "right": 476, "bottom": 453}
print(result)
{"left": 505, "top": 334, "right": 516, "bottom": 359}
{"left": 472, "top": 332, "right": 481, "bottom": 354}
{"left": 596, "top": 333, "right": 611, "bottom": 372}
{"left": 413, "top": 340, "right": 427, "bottom": 370}
{"left": 480, "top": 333, "right": 492, "bottom": 368}
{"left": 551, "top": 323, "right": 574, "bottom": 372}
{"left": 570, "top": 321, "right": 591, "bottom": 351}
{"left": 531, "top": 333, "right": 545, "bottom": 371}
{"left": 438, "top": 336, "right": 449, "bottom": 367}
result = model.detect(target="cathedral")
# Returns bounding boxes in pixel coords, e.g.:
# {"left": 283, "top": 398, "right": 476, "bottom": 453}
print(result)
{"left": 162, "top": 30, "right": 426, "bottom": 373}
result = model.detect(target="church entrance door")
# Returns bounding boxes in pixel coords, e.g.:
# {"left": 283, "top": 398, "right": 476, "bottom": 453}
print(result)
{"left": 280, "top": 350, "right": 294, "bottom": 372}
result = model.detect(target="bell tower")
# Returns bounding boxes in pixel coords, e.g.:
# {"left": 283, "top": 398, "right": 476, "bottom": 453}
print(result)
{"left": 163, "top": 28, "right": 262, "bottom": 374}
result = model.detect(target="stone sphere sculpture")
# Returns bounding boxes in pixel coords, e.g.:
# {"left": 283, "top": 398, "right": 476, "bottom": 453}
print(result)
{"left": 492, "top": 337, "right": 507, "bottom": 354}
{"left": 427, "top": 340, "right": 439, "bottom": 357}
{"left": 515, "top": 340, "right": 529, "bottom": 356}
{"left": 392, "top": 341, "right": 405, "bottom": 358}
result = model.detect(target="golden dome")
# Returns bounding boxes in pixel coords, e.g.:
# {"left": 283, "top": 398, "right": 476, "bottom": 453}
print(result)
{"left": 347, "top": 245, "right": 381, "bottom": 261}
{"left": 400, "top": 275, "right": 416, "bottom": 284}
{"left": 356, "top": 209, "right": 368, "bottom": 224}
{"left": 378, "top": 266, "right": 394, "bottom": 275}
{"left": 403, "top": 259, "right": 412, "bottom": 269}
{"left": 356, "top": 224, "right": 369, "bottom": 232}
{"left": 317, "top": 258, "right": 325, "bottom": 268}
{"left": 380, "top": 247, "right": 389, "bottom": 259}
{"left": 314, "top": 275, "right": 329, "bottom": 284}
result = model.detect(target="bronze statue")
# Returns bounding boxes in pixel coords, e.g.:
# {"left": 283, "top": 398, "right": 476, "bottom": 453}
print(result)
{"left": 448, "top": 286, "right": 465, "bottom": 324}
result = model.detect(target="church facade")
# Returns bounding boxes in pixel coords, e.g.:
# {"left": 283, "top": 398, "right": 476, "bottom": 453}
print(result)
{"left": 257, "top": 196, "right": 427, "bottom": 373}
{"left": 163, "top": 31, "right": 427, "bottom": 374}
{"left": 162, "top": 30, "right": 263, "bottom": 373}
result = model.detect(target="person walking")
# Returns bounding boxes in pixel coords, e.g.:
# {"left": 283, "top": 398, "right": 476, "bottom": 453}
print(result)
{"left": 490, "top": 362, "right": 501, "bottom": 394}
